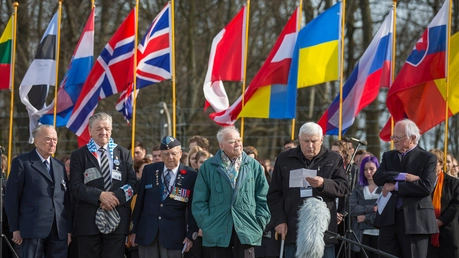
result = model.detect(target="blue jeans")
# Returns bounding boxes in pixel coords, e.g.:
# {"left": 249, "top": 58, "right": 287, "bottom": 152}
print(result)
{"left": 285, "top": 243, "right": 335, "bottom": 258}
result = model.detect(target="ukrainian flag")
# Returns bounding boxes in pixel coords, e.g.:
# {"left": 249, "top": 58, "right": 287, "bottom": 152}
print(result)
{"left": 288, "top": 2, "right": 341, "bottom": 89}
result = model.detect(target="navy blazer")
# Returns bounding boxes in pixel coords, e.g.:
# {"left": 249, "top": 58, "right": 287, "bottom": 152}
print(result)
{"left": 5, "top": 149, "right": 70, "bottom": 239}
{"left": 70, "top": 144, "right": 137, "bottom": 236}
{"left": 373, "top": 146, "right": 438, "bottom": 235}
{"left": 131, "top": 162, "right": 198, "bottom": 249}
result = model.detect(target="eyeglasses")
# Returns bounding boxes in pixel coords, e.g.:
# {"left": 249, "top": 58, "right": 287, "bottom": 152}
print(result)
{"left": 390, "top": 135, "right": 406, "bottom": 141}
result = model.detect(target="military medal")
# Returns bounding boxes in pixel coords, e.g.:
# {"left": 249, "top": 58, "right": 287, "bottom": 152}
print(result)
{"left": 155, "top": 170, "right": 159, "bottom": 186}
{"left": 169, "top": 186, "right": 190, "bottom": 202}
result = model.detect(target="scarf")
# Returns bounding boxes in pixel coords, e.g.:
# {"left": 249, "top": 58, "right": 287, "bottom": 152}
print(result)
{"left": 431, "top": 171, "right": 444, "bottom": 247}
{"left": 87, "top": 138, "right": 117, "bottom": 160}
{"left": 220, "top": 151, "right": 242, "bottom": 189}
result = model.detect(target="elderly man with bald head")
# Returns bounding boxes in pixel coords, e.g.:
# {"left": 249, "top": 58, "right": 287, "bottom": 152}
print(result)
{"left": 5, "top": 124, "right": 71, "bottom": 258}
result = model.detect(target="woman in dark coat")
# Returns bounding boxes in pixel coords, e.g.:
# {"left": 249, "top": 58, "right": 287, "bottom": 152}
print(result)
{"left": 428, "top": 149, "right": 459, "bottom": 258}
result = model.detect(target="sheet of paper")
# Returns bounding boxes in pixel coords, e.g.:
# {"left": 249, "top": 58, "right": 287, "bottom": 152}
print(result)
{"left": 289, "top": 168, "right": 317, "bottom": 188}
{"left": 376, "top": 192, "right": 391, "bottom": 214}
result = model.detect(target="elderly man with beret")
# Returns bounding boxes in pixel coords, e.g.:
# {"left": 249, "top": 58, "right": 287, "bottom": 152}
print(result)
{"left": 130, "top": 136, "right": 198, "bottom": 258}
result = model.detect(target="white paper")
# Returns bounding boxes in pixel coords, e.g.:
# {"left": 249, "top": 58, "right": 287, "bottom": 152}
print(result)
{"left": 289, "top": 168, "right": 317, "bottom": 188}
{"left": 376, "top": 192, "right": 392, "bottom": 214}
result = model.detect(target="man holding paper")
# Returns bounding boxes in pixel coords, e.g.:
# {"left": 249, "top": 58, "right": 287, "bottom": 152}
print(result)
{"left": 373, "top": 119, "right": 438, "bottom": 258}
{"left": 267, "top": 122, "right": 348, "bottom": 258}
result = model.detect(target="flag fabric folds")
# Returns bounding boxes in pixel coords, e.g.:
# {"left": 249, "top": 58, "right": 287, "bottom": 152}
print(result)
{"left": 19, "top": 13, "right": 58, "bottom": 142}
{"left": 115, "top": 3, "right": 172, "bottom": 122}
{"left": 209, "top": 7, "right": 299, "bottom": 125}
{"left": 0, "top": 16, "right": 13, "bottom": 90}
{"left": 318, "top": 9, "right": 394, "bottom": 135}
{"left": 67, "top": 10, "right": 135, "bottom": 143}
{"left": 380, "top": 1, "right": 448, "bottom": 141}
{"left": 39, "top": 9, "right": 95, "bottom": 127}
{"left": 288, "top": 2, "right": 341, "bottom": 90}
{"left": 203, "top": 6, "right": 246, "bottom": 112}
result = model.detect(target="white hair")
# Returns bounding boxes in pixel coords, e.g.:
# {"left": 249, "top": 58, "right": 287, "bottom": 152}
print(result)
{"left": 397, "top": 119, "right": 421, "bottom": 144}
{"left": 89, "top": 112, "right": 113, "bottom": 129}
{"left": 298, "top": 122, "right": 323, "bottom": 138}
{"left": 216, "top": 126, "right": 240, "bottom": 143}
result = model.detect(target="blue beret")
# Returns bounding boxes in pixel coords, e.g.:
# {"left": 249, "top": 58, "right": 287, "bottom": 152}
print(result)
{"left": 160, "top": 136, "right": 181, "bottom": 150}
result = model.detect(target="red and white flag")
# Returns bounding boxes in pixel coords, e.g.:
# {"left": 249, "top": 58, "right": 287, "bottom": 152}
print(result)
{"left": 203, "top": 6, "right": 246, "bottom": 112}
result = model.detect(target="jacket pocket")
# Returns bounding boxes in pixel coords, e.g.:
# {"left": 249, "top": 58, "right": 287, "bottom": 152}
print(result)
{"left": 209, "top": 178, "right": 224, "bottom": 207}
{"left": 418, "top": 201, "right": 434, "bottom": 210}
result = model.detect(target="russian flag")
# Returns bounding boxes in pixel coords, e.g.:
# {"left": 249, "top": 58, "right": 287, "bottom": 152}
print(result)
{"left": 380, "top": 0, "right": 448, "bottom": 141}
{"left": 318, "top": 9, "right": 394, "bottom": 135}
{"left": 39, "top": 9, "right": 94, "bottom": 127}
{"left": 209, "top": 7, "right": 298, "bottom": 125}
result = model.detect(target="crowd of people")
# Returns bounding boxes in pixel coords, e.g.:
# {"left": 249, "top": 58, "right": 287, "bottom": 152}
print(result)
{"left": 1, "top": 114, "right": 459, "bottom": 258}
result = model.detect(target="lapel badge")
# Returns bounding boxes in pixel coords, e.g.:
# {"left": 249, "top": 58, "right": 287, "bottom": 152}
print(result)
{"left": 114, "top": 157, "right": 120, "bottom": 166}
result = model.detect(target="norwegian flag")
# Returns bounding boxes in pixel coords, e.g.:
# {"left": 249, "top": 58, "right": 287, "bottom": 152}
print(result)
{"left": 115, "top": 3, "right": 172, "bottom": 122}
{"left": 67, "top": 10, "right": 135, "bottom": 144}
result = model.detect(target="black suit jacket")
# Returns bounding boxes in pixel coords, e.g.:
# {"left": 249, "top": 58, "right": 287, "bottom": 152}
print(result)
{"left": 5, "top": 149, "right": 71, "bottom": 239}
{"left": 131, "top": 162, "right": 198, "bottom": 249}
{"left": 70, "top": 144, "right": 137, "bottom": 236}
{"left": 373, "top": 146, "right": 438, "bottom": 234}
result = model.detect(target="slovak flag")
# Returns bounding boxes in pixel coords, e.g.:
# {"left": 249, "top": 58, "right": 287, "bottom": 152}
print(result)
{"left": 380, "top": 0, "right": 448, "bottom": 141}
{"left": 203, "top": 6, "right": 246, "bottom": 112}
{"left": 209, "top": 7, "right": 299, "bottom": 125}
{"left": 39, "top": 9, "right": 94, "bottom": 127}
{"left": 318, "top": 9, "right": 393, "bottom": 135}
{"left": 115, "top": 3, "right": 172, "bottom": 122}
{"left": 67, "top": 9, "right": 135, "bottom": 143}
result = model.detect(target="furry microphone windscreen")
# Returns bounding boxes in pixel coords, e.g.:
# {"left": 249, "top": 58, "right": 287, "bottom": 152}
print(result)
{"left": 296, "top": 197, "right": 331, "bottom": 258}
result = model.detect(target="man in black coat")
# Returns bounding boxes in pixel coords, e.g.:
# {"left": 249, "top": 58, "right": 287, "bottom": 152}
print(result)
{"left": 267, "top": 122, "right": 348, "bottom": 258}
{"left": 373, "top": 119, "right": 438, "bottom": 258}
{"left": 5, "top": 124, "right": 71, "bottom": 258}
{"left": 70, "top": 112, "right": 137, "bottom": 258}
{"left": 130, "top": 136, "right": 198, "bottom": 258}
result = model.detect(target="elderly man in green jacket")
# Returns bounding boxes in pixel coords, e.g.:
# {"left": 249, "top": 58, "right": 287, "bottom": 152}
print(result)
{"left": 192, "top": 126, "right": 270, "bottom": 258}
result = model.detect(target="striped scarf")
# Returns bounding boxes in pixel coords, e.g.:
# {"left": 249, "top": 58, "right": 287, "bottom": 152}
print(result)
{"left": 87, "top": 138, "right": 117, "bottom": 160}
{"left": 431, "top": 171, "right": 444, "bottom": 247}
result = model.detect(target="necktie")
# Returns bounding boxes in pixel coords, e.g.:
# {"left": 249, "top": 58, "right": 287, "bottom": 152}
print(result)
{"left": 99, "top": 148, "right": 111, "bottom": 191}
{"left": 163, "top": 169, "right": 172, "bottom": 200}
{"left": 43, "top": 160, "right": 53, "bottom": 179}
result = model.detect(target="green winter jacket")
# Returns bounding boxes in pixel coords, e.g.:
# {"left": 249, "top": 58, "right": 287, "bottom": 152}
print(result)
{"left": 192, "top": 150, "right": 270, "bottom": 247}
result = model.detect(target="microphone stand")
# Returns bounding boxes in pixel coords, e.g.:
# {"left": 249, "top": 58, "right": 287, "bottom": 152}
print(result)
{"left": 325, "top": 230, "right": 397, "bottom": 258}
{"left": 337, "top": 142, "right": 368, "bottom": 258}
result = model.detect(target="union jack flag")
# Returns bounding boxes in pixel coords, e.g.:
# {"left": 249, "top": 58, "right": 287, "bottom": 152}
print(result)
{"left": 116, "top": 3, "right": 172, "bottom": 122}
{"left": 67, "top": 9, "right": 135, "bottom": 143}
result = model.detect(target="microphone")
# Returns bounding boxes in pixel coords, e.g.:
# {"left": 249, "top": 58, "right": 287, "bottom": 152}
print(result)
{"left": 296, "top": 197, "right": 330, "bottom": 258}
{"left": 344, "top": 137, "right": 368, "bottom": 146}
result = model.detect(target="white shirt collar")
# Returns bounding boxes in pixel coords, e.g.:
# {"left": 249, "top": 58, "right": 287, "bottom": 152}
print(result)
{"left": 35, "top": 149, "right": 51, "bottom": 164}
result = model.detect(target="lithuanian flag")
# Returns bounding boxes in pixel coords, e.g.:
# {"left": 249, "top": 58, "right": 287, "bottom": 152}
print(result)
{"left": 0, "top": 16, "right": 13, "bottom": 90}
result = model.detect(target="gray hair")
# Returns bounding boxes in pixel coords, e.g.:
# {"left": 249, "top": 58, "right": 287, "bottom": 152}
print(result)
{"left": 32, "top": 124, "right": 55, "bottom": 138}
{"left": 397, "top": 119, "right": 421, "bottom": 144}
{"left": 88, "top": 112, "right": 113, "bottom": 129}
{"left": 298, "top": 122, "right": 323, "bottom": 138}
{"left": 216, "top": 126, "right": 240, "bottom": 143}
